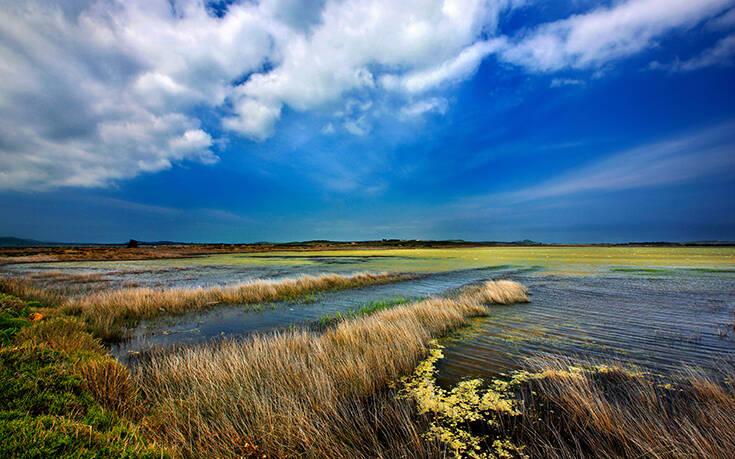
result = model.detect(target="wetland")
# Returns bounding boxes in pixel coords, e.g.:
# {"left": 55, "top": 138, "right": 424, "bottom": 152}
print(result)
{"left": 1, "top": 246, "right": 734, "bottom": 457}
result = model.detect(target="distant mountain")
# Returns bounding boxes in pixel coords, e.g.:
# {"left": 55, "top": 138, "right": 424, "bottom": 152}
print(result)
{"left": 0, "top": 237, "right": 60, "bottom": 247}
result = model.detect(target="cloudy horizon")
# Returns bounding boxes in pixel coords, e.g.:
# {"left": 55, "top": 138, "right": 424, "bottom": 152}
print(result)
{"left": 1, "top": 0, "right": 734, "bottom": 243}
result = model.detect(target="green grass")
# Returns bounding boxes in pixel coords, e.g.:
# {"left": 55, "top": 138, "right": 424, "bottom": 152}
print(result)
{"left": 0, "top": 291, "right": 165, "bottom": 458}
{"left": 313, "top": 296, "right": 416, "bottom": 329}
{"left": 610, "top": 267, "right": 674, "bottom": 274}
{"left": 0, "top": 293, "right": 31, "bottom": 344}
{"left": 689, "top": 267, "right": 735, "bottom": 273}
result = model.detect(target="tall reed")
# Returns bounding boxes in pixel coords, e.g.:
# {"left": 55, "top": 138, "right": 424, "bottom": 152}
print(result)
{"left": 63, "top": 271, "right": 416, "bottom": 339}
{"left": 136, "top": 280, "right": 529, "bottom": 458}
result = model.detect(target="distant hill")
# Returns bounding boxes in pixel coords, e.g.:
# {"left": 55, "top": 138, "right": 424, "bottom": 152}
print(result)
{"left": 0, "top": 237, "right": 60, "bottom": 247}
{"left": 1, "top": 236, "right": 733, "bottom": 248}
{"left": 0, "top": 237, "right": 194, "bottom": 248}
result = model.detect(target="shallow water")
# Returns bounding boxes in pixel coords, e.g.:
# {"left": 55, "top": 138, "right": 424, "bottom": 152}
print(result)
{"left": 435, "top": 273, "right": 735, "bottom": 386}
{"left": 4, "top": 247, "right": 735, "bottom": 379}
{"left": 111, "top": 265, "right": 526, "bottom": 362}
{"left": 5, "top": 246, "right": 735, "bottom": 290}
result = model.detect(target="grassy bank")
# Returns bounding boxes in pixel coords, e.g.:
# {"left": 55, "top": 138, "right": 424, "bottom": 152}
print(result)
{"left": 0, "top": 292, "right": 165, "bottom": 458}
{"left": 136, "top": 280, "right": 529, "bottom": 458}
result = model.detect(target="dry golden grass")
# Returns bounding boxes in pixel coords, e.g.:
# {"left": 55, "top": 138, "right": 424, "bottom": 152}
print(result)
{"left": 459, "top": 279, "right": 530, "bottom": 304}
{"left": 80, "top": 359, "right": 140, "bottom": 417}
{"left": 27, "top": 271, "right": 109, "bottom": 284}
{"left": 64, "top": 271, "right": 416, "bottom": 339}
{"left": 136, "top": 280, "right": 529, "bottom": 458}
{"left": 507, "top": 359, "right": 735, "bottom": 458}
{"left": 0, "top": 276, "right": 66, "bottom": 307}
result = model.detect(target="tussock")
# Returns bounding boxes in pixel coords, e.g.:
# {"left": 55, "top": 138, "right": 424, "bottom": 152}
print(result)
{"left": 137, "top": 280, "right": 529, "bottom": 458}
{"left": 18, "top": 316, "right": 105, "bottom": 358}
{"left": 64, "top": 271, "right": 416, "bottom": 339}
{"left": 81, "top": 359, "right": 139, "bottom": 417}
{"left": 508, "top": 359, "right": 735, "bottom": 458}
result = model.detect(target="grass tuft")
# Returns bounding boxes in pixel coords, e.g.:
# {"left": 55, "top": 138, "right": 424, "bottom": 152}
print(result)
{"left": 80, "top": 359, "right": 139, "bottom": 418}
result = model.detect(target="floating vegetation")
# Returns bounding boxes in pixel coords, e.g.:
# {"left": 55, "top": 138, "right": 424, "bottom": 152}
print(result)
{"left": 397, "top": 340, "right": 525, "bottom": 459}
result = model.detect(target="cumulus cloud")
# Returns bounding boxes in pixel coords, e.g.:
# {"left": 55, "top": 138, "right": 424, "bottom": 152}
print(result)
{"left": 0, "top": 0, "right": 275, "bottom": 190}
{"left": 0, "top": 0, "right": 516, "bottom": 189}
{"left": 1, "top": 0, "right": 733, "bottom": 191}
{"left": 228, "top": 0, "right": 508, "bottom": 138}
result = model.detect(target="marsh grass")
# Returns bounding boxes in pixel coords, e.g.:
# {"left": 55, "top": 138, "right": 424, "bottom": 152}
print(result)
{"left": 508, "top": 360, "right": 735, "bottom": 458}
{"left": 313, "top": 296, "right": 416, "bottom": 330}
{"left": 0, "top": 276, "right": 67, "bottom": 307}
{"left": 28, "top": 270, "right": 110, "bottom": 284}
{"left": 56, "top": 271, "right": 416, "bottom": 339}
{"left": 136, "top": 280, "right": 529, "bottom": 458}
{"left": 400, "top": 345, "right": 735, "bottom": 459}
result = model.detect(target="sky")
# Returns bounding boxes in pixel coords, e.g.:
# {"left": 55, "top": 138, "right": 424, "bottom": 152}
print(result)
{"left": 0, "top": 0, "right": 734, "bottom": 243}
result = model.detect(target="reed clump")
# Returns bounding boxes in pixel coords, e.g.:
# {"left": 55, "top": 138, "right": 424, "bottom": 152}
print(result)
{"left": 64, "top": 271, "right": 416, "bottom": 339}
{"left": 136, "top": 280, "right": 529, "bottom": 458}
{"left": 507, "top": 359, "right": 735, "bottom": 458}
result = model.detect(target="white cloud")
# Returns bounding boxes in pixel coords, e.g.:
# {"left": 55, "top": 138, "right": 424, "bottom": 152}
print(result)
{"left": 550, "top": 78, "right": 585, "bottom": 87}
{"left": 1, "top": 0, "right": 733, "bottom": 191}
{"left": 343, "top": 117, "right": 369, "bottom": 136}
{"left": 0, "top": 0, "right": 520, "bottom": 190}
{"left": 498, "top": 0, "right": 734, "bottom": 71}
{"left": 0, "top": 0, "right": 277, "bottom": 190}
{"left": 400, "top": 97, "right": 449, "bottom": 117}
{"left": 229, "top": 0, "right": 511, "bottom": 138}
{"left": 649, "top": 33, "right": 735, "bottom": 72}
{"left": 381, "top": 39, "right": 505, "bottom": 93}
{"left": 321, "top": 122, "right": 336, "bottom": 135}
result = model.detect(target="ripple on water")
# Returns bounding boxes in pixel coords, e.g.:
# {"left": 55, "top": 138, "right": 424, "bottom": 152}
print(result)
{"left": 435, "top": 274, "right": 735, "bottom": 386}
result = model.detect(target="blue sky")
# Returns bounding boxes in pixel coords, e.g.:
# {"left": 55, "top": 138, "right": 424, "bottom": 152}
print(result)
{"left": 0, "top": 0, "right": 734, "bottom": 243}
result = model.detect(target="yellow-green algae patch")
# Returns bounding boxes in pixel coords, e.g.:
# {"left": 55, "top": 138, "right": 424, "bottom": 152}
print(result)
{"left": 397, "top": 340, "right": 525, "bottom": 459}
{"left": 36, "top": 246, "right": 735, "bottom": 277}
